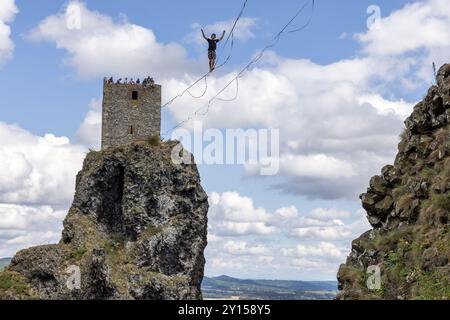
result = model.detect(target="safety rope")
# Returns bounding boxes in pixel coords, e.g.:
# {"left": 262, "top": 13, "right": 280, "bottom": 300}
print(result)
{"left": 184, "top": 30, "right": 238, "bottom": 101}
{"left": 216, "top": 0, "right": 246, "bottom": 68}
{"left": 163, "top": 0, "right": 316, "bottom": 136}
{"left": 161, "top": 0, "right": 249, "bottom": 109}
{"left": 216, "top": 77, "right": 239, "bottom": 102}
{"left": 187, "top": 76, "right": 208, "bottom": 99}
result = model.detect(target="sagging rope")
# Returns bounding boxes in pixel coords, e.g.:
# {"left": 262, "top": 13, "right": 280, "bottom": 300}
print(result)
{"left": 162, "top": 0, "right": 249, "bottom": 109}
{"left": 216, "top": 1, "right": 245, "bottom": 68}
{"left": 185, "top": 31, "right": 237, "bottom": 100}
{"left": 187, "top": 76, "right": 208, "bottom": 99}
{"left": 217, "top": 77, "right": 239, "bottom": 102}
{"left": 163, "top": 0, "right": 316, "bottom": 136}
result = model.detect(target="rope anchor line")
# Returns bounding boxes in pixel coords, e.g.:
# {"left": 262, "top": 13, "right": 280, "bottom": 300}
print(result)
{"left": 161, "top": 0, "right": 249, "bottom": 109}
{"left": 163, "top": 0, "right": 316, "bottom": 137}
{"left": 187, "top": 76, "right": 208, "bottom": 99}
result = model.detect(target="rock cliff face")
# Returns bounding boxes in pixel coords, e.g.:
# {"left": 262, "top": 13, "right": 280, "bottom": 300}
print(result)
{"left": 337, "top": 64, "right": 450, "bottom": 300}
{"left": 0, "top": 141, "right": 208, "bottom": 300}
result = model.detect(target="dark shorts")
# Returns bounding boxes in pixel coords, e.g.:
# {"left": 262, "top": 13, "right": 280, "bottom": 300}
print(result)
{"left": 208, "top": 50, "right": 216, "bottom": 60}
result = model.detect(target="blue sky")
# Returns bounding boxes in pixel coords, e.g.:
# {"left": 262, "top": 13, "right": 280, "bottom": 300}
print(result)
{"left": 1, "top": 0, "right": 449, "bottom": 280}
{"left": 1, "top": 0, "right": 416, "bottom": 136}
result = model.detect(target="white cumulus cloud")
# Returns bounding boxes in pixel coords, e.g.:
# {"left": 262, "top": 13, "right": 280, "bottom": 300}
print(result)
{"left": 185, "top": 17, "right": 259, "bottom": 46}
{"left": 209, "top": 192, "right": 271, "bottom": 222}
{"left": 205, "top": 191, "right": 370, "bottom": 279}
{"left": 0, "top": 0, "right": 18, "bottom": 65}
{"left": 166, "top": 55, "right": 412, "bottom": 199}
{"left": 223, "top": 241, "right": 271, "bottom": 256}
{"left": 165, "top": 0, "right": 450, "bottom": 200}
{"left": 75, "top": 98, "right": 102, "bottom": 149}
{"left": 0, "top": 122, "right": 86, "bottom": 205}
{"left": 0, "top": 122, "right": 87, "bottom": 258}
{"left": 357, "top": 0, "right": 450, "bottom": 82}
{"left": 0, "top": 204, "right": 66, "bottom": 257}
{"left": 294, "top": 242, "right": 346, "bottom": 261}
{"left": 26, "top": 1, "right": 197, "bottom": 78}
{"left": 309, "top": 208, "right": 352, "bottom": 220}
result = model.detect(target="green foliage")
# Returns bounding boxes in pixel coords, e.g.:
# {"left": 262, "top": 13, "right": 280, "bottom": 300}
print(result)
{"left": 431, "top": 193, "right": 450, "bottom": 211}
{"left": 374, "top": 228, "right": 413, "bottom": 251}
{"left": 66, "top": 247, "right": 87, "bottom": 262}
{"left": 104, "top": 234, "right": 125, "bottom": 254}
{"left": 371, "top": 281, "right": 387, "bottom": 299}
{"left": 142, "top": 225, "right": 163, "bottom": 238}
{"left": 102, "top": 235, "right": 130, "bottom": 296}
{"left": 0, "top": 271, "right": 36, "bottom": 299}
{"left": 385, "top": 250, "right": 401, "bottom": 268}
{"left": 392, "top": 185, "right": 409, "bottom": 201}
{"left": 339, "top": 265, "right": 365, "bottom": 287}
{"left": 397, "top": 194, "right": 414, "bottom": 212}
{"left": 441, "top": 158, "right": 450, "bottom": 178}
{"left": 420, "top": 198, "right": 432, "bottom": 211}
{"left": 86, "top": 149, "right": 103, "bottom": 161}
{"left": 416, "top": 271, "right": 450, "bottom": 300}
{"left": 435, "top": 227, "right": 450, "bottom": 252}
{"left": 147, "top": 135, "right": 161, "bottom": 146}
{"left": 434, "top": 127, "right": 449, "bottom": 143}
{"left": 420, "top": 166, "right": 435, "bottom": 180}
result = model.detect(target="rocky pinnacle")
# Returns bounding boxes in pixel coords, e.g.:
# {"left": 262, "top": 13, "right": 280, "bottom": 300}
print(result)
{"left": 337, "top": 64, "right": 450, "bottom": 300}
{"left": 0, "top": 141, "right": 208, "bottom": 300}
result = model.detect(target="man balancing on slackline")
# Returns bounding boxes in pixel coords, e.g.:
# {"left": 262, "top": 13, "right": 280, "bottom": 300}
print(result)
{"left": 201, "top": 29, "right": 226, "bottom": 72}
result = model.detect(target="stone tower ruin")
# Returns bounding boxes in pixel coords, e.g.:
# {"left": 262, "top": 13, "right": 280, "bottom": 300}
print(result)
{"left": 101, "top": 78, "right": 161, "bottom": 149}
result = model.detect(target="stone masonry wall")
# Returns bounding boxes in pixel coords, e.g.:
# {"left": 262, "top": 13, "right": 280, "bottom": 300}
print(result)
{"left": 102, "top": 80, "right": 161, "bottom": 149}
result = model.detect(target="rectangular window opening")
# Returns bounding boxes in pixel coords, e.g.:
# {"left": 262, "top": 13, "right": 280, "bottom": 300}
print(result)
{"left": 132, "top": 91, "right": 139, "bottom": 100}
{"left": 129, "top": 125, "right": 134, "bottom": 135}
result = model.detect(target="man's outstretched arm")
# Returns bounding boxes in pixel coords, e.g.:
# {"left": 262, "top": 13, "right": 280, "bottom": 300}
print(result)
{"left": 201, "top": 29, "right": 208, "bottom": 40}
{"left": 219, "top": 30, "right": 226, "bottom": 41}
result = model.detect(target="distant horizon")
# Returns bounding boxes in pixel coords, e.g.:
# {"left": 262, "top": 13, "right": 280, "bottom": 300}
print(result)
{"left": 0, "top": 256, "right": 339, "bottom": 282}
{"left": 204, "top": 274, "right": 338, "bottom": 283}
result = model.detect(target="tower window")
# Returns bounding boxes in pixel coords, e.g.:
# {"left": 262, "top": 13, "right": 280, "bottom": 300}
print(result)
{"left": 132, "top": 91, "right": 139, "bottom": 100}
{"left": 129, "top": 125, "right": 134, "bottom": 135}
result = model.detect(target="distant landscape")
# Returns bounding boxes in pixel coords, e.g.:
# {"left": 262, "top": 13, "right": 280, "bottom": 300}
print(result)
{"left": 202, "top": 275, "right": 338, "bottom": 300}
{"left": 0, "top": 258, "right": 10, "bottom": 271}
{"left": 1, "top": 257, "right": 337, "bottom": 300}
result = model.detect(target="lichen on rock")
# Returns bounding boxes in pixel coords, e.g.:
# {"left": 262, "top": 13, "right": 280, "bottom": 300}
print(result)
{"left": 337, "top": 64, "right": 450, "bottom": 300}
{"left": 0, "top": 141, "right": 208, "bottom": 300}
